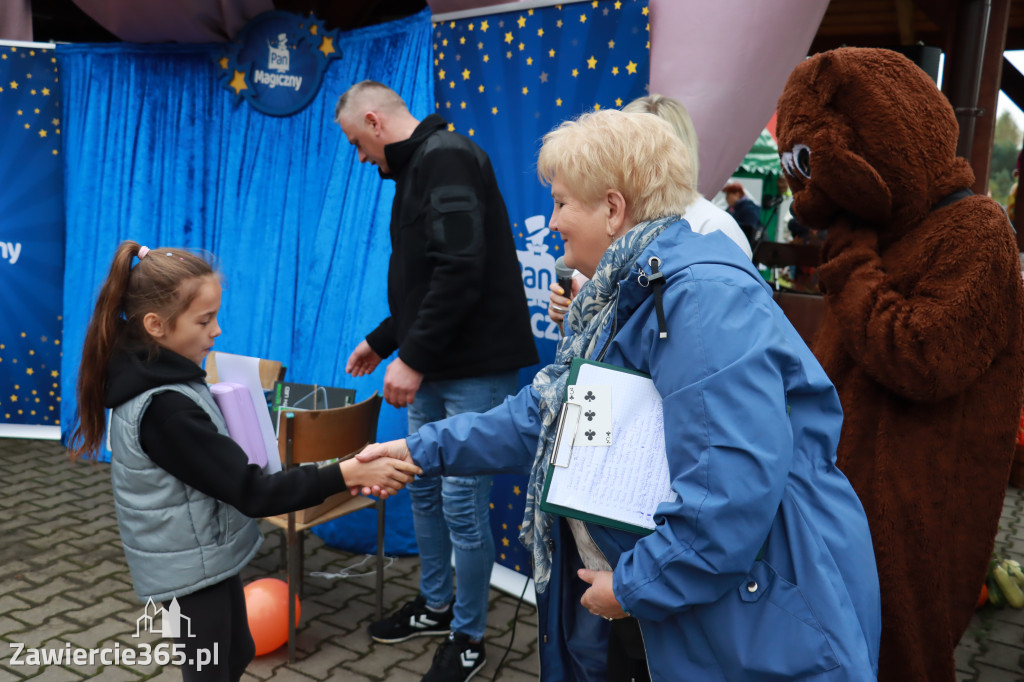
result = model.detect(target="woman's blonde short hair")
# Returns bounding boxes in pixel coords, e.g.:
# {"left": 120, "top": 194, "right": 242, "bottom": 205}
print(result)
{"left": 622, "top": 94, "right": 700, "bottom": 181}
{"left": 537, "top": 110, "right": 696, "bottom": 224}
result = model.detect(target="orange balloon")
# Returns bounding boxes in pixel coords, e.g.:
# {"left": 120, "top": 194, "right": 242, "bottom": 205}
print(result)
{"left": 243, "top": 578, "right": 300, "bottom": 656}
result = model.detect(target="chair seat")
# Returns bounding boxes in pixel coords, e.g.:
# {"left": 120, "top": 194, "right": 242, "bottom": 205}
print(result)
{"left": 263, "top": 495, "right": 377, "bottom": 533}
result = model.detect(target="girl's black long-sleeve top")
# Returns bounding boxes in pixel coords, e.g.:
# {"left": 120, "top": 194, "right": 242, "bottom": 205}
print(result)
{"left": 104, "top": 345, "right": 347, "bottom": 518}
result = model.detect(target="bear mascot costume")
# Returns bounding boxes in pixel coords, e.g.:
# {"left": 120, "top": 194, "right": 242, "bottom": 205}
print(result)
{"left": 776, "top": 47, "right": 1024, "bottom": 681}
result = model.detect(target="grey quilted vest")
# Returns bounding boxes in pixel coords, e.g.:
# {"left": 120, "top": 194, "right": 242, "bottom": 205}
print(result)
{"left": 109, "top": 381, "right": 263, "bottom": 602}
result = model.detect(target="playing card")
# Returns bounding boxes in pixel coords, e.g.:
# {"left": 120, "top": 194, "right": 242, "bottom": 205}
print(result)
{"left": 566, "top": 384, "right": 612, "bottom": 446}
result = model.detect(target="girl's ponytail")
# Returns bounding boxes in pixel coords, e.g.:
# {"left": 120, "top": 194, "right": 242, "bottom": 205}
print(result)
{"left": 68, "top": 241, "right": 142, "bottom": 460}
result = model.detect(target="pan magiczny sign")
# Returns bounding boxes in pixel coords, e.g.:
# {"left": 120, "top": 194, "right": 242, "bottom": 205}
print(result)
{"left": 218, "top": 11, "right": 341, "bottom": 117}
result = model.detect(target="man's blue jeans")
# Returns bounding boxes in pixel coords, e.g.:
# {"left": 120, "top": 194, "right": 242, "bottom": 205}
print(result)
{"left": 407, "top": 370, "right": 519, "bottom": 640}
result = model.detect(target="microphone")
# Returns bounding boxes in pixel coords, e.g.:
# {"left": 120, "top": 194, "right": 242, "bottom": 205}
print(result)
{"left": 554, "top": 256, "right": 574, "bottom": 298}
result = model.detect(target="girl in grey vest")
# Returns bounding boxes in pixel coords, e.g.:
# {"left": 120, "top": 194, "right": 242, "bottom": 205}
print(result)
{"left": 69, "top": 241, "right": 420, "bottom": 681}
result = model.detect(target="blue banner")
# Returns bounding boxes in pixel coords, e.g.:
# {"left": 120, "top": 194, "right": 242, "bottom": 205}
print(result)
{"left": 433, "top": 0, "right": 650, "bottom": 575}
{"left": 0, "top": 42, "right": 64, "bottom": 429}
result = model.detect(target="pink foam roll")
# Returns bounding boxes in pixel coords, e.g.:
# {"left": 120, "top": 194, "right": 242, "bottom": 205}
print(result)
{"left": 209, "top": 382, "right": 269, "bottom": 468}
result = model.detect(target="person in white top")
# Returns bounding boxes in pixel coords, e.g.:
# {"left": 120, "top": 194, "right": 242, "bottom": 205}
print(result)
{"left": 549, "top": 94, "right": 752, "bottom": 325}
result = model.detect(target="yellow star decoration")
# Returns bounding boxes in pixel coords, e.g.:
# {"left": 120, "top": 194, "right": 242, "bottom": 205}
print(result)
{"left": 580, "top": 13, "right": 587, "bottom": 23}
{"left": 448, "top": 123, "right": 455, "bottom": 131}
{"left": 492, "top": 106, "right": 498, "bottom": 115}
{"left": 549, "top": 48, "right": 556, "bottom": 57}
{"left": 504, "top": 32, "right": 513, "bottom": 44}
{"left": 461, "top": 68, "right": 470, "bottom": 80}
{"left": 483, "top": 54, "right": 489, "bottom": 63}
{"left": 478, "top": 42, "right": 483, "bottom": 49}
{"left": 506, "top": 51, "right": 512, "bottom": 59}
{"left": 9, "top": 396, "right": 16, "bottom": 402}
{"left": 522, "top": 86, "right": 529, "bottom": 95}
{"left": 478, "top": 84, "right": 485, "bottom": 93}
{"left": 538, "top": 28, "right": 544, "bottom": 37}
{"left": 480, "top": 20, "right": 489, "bottom": 32}
{"left": 439, "top": 69, "right": 446, "bottom": 79}
{"left": 591, "top": 0, "right": 598, "bottom": 6}
{"left": 626, "top": 60, "right": 638, "bottom": 74}
{"left": 218, "top": 56, "right": 229, "bottom": 70}
{"left": 33, "top": 108, "right": 39, "bottom": 114}
{"left": 468, "top": 129, "right": 474, "bottom": 136}
{"left": 228, "top": 70, "right": 247, "bottom": 94}
{"left": 442, "top": 38, "right": 448, "bottom": 46}
{"left": 449, "top": 80, "right": 455, "bottom": 88}
{"left": 513, "top": 486, "right": 521, "bottom": 495}
{"left": 557, "top": 19, "right": 563, "bottom": 28}
{"left": 571, "top": 68, "right": 579, "bottom": 77}
{"left": 587, "top": 56, "right": 597, "bottom": 69}
{"left": 30, "top": 89, "right": 36, "bottom": 95}
{"left": 450, "top": 21, "right": 455, "bottom": 28}
{"left": 318, "top": 36, "right": 335, "bottom": 58}
{"left": 439, "top": 51, "right": 445, "bottom": 60}
{"left": 594, "top": 103, "right": 602, "bottom": 111}
{"left": 460, "top": 101, "right": 466, "bottom": 109}
{"left": 643, "top": 6, "right": 650, "bottom": 15}
{"left": 517, "top": 15, "right": 527, "bottom": 28}
{"left": 608, "top": 40, "right": 615, "bottom": 49}
{"left": 615, "top": 1, "right": 622, "bottom": 8}
{"left": 612, "top": 66, "right": 619, "bottom": 75}
{"left": 556, "top": 98, "right": 563, "bottom": 106}
{"left": 502, "top": 538, "right": 510, "bottom": 546}
{"left": 9, "top": 81, "right": 17, "bottom": 89}
{"left": 23, "top": 123, "right": 29, "bottom": 129}
{"left": 310, "top": 24, "right": 318, "bottom": 35}
{"left": 526, "top": 57, "right": 533, "bottom": 65}
{"left": 26, "top": 368, "right": 34, "bottom": 376}
{"left": 468, "top": 22, "right": 474, "bottom": 31}
{"left": 460, "top": 37, "right": 466, "bottom": 45}
{"left": 616, "top": 98, "right": 623, "bottom": 107}
{"left": 51, "top": 370, "right": 58, "bottom": 377}
{"left": 519, "top": 42, "right": 525, "bottom": 51}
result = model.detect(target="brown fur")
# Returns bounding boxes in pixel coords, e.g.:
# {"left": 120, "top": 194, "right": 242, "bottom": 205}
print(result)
{"left": 777, "top": 48, "right": 1024, "bottom": 682}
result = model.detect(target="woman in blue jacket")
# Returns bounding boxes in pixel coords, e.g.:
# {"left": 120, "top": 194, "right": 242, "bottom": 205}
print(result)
{"left": 357, "top": 110, "right": 881, "bottom": 681}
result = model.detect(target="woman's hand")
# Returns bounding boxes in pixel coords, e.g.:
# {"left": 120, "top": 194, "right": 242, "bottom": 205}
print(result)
{"left": 578, "top": 568, "right": 629, "bottom": 620}
{"left": 340, "top": 453, "right": 420, "bottom": 499}
{"left": 548, "top": 277, "right": 582, "bottom": 325}
{"left": 350, "top": 439, "right": 417, "bottom": 497}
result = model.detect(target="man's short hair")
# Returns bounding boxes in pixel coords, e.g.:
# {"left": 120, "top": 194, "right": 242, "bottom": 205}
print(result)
{"left": 335, "top": 80, "right": 408, "bottom": 123}
{"left": 537, "top": 110, "right": 696, "bottom": 223}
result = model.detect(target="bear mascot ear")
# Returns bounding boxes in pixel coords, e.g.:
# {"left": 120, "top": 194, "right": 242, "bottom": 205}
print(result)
{"left": 777, "top": 49, "right": 893, "bottom": 228}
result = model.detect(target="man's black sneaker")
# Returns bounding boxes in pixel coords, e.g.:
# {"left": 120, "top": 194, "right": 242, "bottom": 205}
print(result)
{"left": 368, "top": 595, "right": 453, "bottom": 643}
{"left": 422, "top": 632, "right": 486, "bottom": 682}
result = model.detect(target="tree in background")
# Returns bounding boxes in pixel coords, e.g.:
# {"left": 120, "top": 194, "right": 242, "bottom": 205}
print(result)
{"left": 990, "top": 110, "right": 1022, "bottom": 207}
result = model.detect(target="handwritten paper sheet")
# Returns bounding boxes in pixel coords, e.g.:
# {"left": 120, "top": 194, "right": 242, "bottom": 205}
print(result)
{"left": 546, "top": 363, "right": 676, "bottom": 530}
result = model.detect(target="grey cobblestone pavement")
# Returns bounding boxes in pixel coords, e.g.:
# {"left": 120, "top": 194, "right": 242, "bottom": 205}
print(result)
{"left": 0, "top": 436, "right": 1021, "bottom": 681}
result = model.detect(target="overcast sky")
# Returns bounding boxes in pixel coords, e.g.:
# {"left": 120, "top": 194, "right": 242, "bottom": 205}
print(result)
{"left": 998, "top": 50, "right": 1024, "bottom": 132}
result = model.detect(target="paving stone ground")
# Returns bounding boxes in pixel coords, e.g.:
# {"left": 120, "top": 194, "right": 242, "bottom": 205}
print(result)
{"left": 0, "top": 436, "right": 1021, "bottom": 681}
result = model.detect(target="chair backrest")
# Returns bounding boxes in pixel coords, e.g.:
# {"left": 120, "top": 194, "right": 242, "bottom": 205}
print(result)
{"left": 205, "top": 351, "right": 285, "bottom": 391}
{"left": 277, "top": 392, "right": 383, "bottom": 467}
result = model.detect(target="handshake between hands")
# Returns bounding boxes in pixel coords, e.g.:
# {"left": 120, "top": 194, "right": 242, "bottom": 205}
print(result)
{"left": 339, "top": 439, "right": 419, "bottom": 499}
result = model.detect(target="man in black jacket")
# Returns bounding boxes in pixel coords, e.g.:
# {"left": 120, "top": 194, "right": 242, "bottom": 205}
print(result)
{"left": 336, "top": 81, "right": 538, "bottom": 682}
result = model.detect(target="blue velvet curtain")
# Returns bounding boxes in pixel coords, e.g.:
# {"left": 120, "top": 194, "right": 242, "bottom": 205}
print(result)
{"left": 57, "top": 10, "right": 433, "bottom": 554}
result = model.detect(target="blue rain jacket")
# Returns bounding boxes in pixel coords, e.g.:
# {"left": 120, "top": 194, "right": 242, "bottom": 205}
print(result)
{"left": 408, "top": 222, "right": 881, "bottom": 681}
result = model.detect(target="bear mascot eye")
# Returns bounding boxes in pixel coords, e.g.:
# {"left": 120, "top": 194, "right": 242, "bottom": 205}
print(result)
{"left": 792, "top": 144, "right": 812, "bottom": 179}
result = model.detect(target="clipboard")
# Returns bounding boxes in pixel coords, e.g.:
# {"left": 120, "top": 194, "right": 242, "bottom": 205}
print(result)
{"left": 539, "top": 357, "right": 676, "bottom": 535}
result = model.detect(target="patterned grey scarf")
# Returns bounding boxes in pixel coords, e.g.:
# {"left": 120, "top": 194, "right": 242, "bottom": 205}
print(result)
{"left": 521, "top": 215, "right": 678, "bottom": 592}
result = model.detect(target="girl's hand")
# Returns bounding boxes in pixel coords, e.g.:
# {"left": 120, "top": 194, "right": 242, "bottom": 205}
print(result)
{"left": 341, "top": 450, "right": 420, "bottom": 499}
{"left": 349, "top": 439, "right": 416, "bottom": 497}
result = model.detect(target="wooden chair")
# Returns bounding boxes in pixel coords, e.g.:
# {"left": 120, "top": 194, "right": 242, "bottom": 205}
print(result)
{"left": 262, "top": 393, "right": 386, "bottom": 662}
